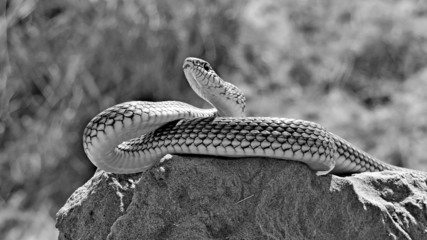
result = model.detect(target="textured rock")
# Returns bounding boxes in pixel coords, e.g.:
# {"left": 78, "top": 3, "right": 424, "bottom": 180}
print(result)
{"left": 56, "top": 155, "right": 427, "bottom": 240}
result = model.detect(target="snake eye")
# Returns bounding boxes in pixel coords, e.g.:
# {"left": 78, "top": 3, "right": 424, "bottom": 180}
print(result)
{"left": 203, "top": 62, "right": 211, "bottom": 71}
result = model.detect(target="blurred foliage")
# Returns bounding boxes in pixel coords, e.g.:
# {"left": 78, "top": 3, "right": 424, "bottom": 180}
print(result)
{"left": 2, "top": 0, "right": 427, "bottom": 239}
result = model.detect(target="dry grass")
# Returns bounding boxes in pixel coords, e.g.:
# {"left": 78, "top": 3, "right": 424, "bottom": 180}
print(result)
{"left": 2, "top": 0, "right": 427, "bottom": 238}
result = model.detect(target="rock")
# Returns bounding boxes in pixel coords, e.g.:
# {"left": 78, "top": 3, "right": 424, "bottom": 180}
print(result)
{"left": 56, "top": 155, "right": 427, "bottom": 240}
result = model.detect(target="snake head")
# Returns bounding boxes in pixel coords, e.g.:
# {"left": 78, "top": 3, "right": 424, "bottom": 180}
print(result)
{"left": 183, "top": 57, "right": 246, "bottom": 117}
{"left": 183, "top": 57, "right": 212, "bottom": 72}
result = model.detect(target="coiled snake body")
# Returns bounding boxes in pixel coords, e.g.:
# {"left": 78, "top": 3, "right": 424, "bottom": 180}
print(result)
{"left": 83, "top": 57, "right": 415, "bottom": 175}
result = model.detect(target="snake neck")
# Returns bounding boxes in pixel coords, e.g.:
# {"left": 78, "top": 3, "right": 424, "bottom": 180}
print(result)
{"left": 204, "top": 81, "right": 246, "bottom": 117}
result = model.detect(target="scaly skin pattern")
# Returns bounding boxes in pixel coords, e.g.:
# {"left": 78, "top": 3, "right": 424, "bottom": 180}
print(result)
{"left": 84, "top": 104, "right": 336, "bottom": 174}
{"left": 119, "top": 117, "right": 337, "bottom": 175}
{"left": 83, "top": 57, "right": 423, "bottom": 176}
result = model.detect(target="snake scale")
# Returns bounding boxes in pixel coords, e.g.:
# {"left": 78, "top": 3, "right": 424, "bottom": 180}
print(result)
{"left": 83, "top": 57, "right": 421, "bottom": 176}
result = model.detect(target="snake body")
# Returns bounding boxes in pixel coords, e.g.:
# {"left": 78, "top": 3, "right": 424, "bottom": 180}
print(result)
{"left": 83, "top": 57, "right": 412, "bottom": 175}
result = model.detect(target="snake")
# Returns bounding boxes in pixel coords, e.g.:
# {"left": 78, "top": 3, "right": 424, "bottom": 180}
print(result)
{"left": 83, "top": 57, "right": 418, "bottom": 176}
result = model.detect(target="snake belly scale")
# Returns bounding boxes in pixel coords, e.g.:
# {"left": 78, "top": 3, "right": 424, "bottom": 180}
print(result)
{"left": 83, "top": 57, "right": 410, "bottom": 175}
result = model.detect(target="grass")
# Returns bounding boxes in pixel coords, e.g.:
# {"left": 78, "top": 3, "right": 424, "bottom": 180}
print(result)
{"left": 2, "top": 0, "right": 427, "bottom": 239}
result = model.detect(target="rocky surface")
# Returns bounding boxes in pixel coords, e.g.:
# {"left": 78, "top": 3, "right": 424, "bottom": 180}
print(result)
{"left": 56, "top": 155, "right": 427, "bottom": 240}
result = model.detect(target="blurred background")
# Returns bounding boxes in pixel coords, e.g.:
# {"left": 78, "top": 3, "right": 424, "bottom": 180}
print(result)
{"left": 2, "top": 0, "right": 427, "bottom": 239}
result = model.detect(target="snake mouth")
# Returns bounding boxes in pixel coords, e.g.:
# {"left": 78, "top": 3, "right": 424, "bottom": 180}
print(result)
{"left": 183, "top": 57, "right": 198, "bottom": 70}
{"left": 183, "top": 61, "right": 192, "bottom": 70}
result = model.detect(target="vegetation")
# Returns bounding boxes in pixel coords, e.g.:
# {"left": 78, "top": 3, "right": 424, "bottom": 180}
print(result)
{"left": 2, "top": 0, "right": 427, "bottom": 239}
